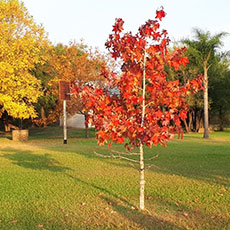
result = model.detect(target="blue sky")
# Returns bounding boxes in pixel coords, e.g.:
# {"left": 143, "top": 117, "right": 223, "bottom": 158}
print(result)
{"left": 22, "top": 0, "right": 230, "bottom": 53}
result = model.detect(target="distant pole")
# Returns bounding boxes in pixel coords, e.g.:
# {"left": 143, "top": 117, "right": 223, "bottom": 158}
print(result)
{"left": 59, "top": 80, "right": 70, "bottom": 144}
{"left": 63, "top": 100, "right": 67, "bottom": 144}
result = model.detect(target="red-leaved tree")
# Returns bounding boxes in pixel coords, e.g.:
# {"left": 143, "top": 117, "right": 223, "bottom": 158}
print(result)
{"left": 72, "top": 7, "right": 202, "bottom": 210}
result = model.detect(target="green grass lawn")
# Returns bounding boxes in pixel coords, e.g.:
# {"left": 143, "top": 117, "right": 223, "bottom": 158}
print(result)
{"left": 0, "top": 127, "right": 229, "bottom": 230}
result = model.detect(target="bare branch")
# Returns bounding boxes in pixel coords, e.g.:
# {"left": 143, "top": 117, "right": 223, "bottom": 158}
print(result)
{"left": 94, "top": 151, "right": 139, "bottom": 163}
{"left": 145, "top": 163, "right": 161, "bottom": 170}
{"left": 94, "top": 151, "right": 161, "bottom": 171}
{"left": 128, "top": 162, "right": 140, "bottom": 170}
{"left": 144, "top": 153, "right": 160, "bottom": 161}
{"left": 207, "top": 64, "right": 212, "bottom": 71}
{"left": 145, "top": 101, "right": 154, "bottom": 108}
{"left": 136, "top": 86, "right": 143, "bottom": 91}
{"left": 111, "top": 150, "right": 139, "bottom": 156}
{"left": 94, "top": 151, "right": 114, "bottom": 158}
{"left": 117, "top": 156, "right": 139, "bottom": 163}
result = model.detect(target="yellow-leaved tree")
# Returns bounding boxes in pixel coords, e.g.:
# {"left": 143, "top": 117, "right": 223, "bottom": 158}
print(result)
{"left": 0, "top": 0, "right": 48, "bottom": 129}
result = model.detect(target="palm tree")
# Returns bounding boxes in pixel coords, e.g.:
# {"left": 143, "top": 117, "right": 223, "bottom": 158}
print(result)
{"left": 182, "top": 29, "right": 228, "bottom": 138}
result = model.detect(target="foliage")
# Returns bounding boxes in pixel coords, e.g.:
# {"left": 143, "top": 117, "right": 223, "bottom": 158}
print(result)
{"left": 30, "top": 53, "right": 59, "bottom": 127}
{"left": 182, "top": 28, "right": 228, "bottom": 137}
{"left": 74, "top": 8, "right": 201, "bottom": 149}
{"left": 48, "top": 42, "right": 104, "bottom": 100}
{"left": 32, "top": 42, "right": 105, "bottom": 127}
{"left": 182, "top": 29, "right": 228, "bottom": 68}
{"left": 209, "top": 59, "right": 230, "bottom": 129}
{"left": 72, "top": 7, "right": 202, "bottom": 210}
{"left": 0, "top": 0, "right": 48, "bottom": 120}
{"left": 166, "top": 45, "right": 204, "bottom": 132}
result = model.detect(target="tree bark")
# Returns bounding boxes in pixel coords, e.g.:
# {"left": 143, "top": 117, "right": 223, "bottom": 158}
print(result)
{"left": 3, "top": 112, "right": 10, "bottom": 132}
{"left": 203, "top": 63, "right": 209, "bottom": 138}
{"left": 188, "top": 112, "right": 193, "bottom": 132}
{"left": 139, "top": 143, "right": 145, "bottom": 210}
{"left": 219, "top": 106, "right": 224, "bottom": 131}
{"left": 195, "top": 110, "right": 199, "bottom": 132}
{"left": 195, "top": 111, "right": 202, "bottom": 132}
{"left": 139, "top": 49, "right": 146, "bottom": 210}
{"left": 183, "top": 118, "right": 189, "bottom": 133}
{"left": 84, "top": 113, "right": 89, "bottom": 138}
{"left": 41, "top": 106, "right": 47, "bottom": 127}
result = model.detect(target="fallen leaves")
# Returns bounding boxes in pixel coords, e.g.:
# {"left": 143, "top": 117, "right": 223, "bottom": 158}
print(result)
{"left": 183, "top": 211, "right": 189, "bottom": 217}
{"left": 221, "top": 187, "right": 227, "bottom": 192}
{"left": 193, "top": 198, "right": 199, "bottom": 203}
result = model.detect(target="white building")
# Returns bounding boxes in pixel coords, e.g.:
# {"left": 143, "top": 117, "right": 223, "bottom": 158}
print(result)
{"left": 60, "top": 114, "right": 85, "bottom": 128}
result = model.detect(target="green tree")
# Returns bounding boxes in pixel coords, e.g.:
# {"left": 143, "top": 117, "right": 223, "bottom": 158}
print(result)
{"left": 31, "top": 42, "right": 105, "bottom": 135}
{"left": 166, "top": 45, "right": 203, "bottom": 133}
{"left": 182, "top": 29, "right": 228, "bottom": 138}
{"left": 30, "top": 52, "right": 58, "bottom": 127}
{"left": 209, "top": 58, "right": 230, "bottom": 130}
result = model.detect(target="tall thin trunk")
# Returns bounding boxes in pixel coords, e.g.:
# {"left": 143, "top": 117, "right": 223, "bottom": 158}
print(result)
{"left": 188, "top": 112, "right": 193, "bottom": 132}
{"left": 219, "top": 106, "right": 224, "bottom": 131}
{"left": 3, "top": 112, "right": 9, "bottom": 132}
{"left": 63, "top": 100, "right": 67, "bottom": 144}
{"left": 84, "top": 113, "right": 89, "bottom": 138}
{"left": 203, "top": 62, "right": 209, "bottom": 138}
{"left": 139, "top": 143, "right": 145, "bottom": 210}
{"left": 139, "top": 49, "right": 147, "bottom": 210}
{"left": 195, "top": 110, "right": 199, "bottom": 132}
{"left": 199, "top": 112, "right": 204, "bottom": 131}
{"left": 41, "top": 106, "right": 47, "bottom": 127}
{"left": 183, "top": 118, "right": 189, "bottom": 133}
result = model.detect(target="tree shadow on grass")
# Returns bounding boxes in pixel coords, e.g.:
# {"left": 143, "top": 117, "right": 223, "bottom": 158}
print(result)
{"left": 99, "top": 141, "right": 230, "bottom": 187}
{"left": 1, "top": 148, "right": 71, "bottom": 172}
{"left": 67, "top": 174, "right": 134, "bottom": 207}
{"left": 102, "top": 196, "right": 186, "bottom": 230}
{"left": 108, "top": 158, "right": 230, "bottom": 188}
{"left": 0, "top": 207, "right": 75, "bottom": 230}
{"left": 67, "top": 175, "right": 184, "bottom": 230}
{"left": 39, "top": 137, "right": 230, "bottom": 188}
{"left": 102, "top": 196, "right": 230, "bottom": 230}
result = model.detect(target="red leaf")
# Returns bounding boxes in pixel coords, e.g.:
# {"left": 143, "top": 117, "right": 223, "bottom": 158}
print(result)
{"left": 180, "top": 56, "right": 189, "bottom": 66}
{"left": 70, "top": 6, "right": 201, "bottom": 153}
{"left": 179, "top": 111, "right": 187, "bottom": 120}
{"left": 155, "top": 7, "right": 166, "bottom": 21}
{"left": 117, "top": 137, "right": 125, "bottom": 144}
{"left": 112, "top": 18, "right": 124, "bottom": 33}
{"left": 125, "top": 143, "right": 131, "bottom": 151}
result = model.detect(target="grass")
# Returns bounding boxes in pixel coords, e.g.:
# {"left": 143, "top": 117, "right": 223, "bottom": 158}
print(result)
{"left": 0, "top": 127, "right": 229, "bottom": 229}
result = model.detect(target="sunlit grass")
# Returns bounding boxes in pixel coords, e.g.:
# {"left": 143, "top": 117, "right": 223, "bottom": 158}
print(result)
{"left": 0, "top": 127, "right": 229, "bottom": 229}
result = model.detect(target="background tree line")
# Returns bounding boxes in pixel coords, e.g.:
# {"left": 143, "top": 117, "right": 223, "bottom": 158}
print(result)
{"left": 0, "top": 0, "right": 230, "bottom": 136}
{"left": 167, "top": 29, "right": 230, "bottom": 136}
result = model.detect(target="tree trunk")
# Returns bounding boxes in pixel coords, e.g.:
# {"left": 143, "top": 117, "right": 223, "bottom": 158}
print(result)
{"left": 3, "top": 112, "right": 10, "bottom": 132}
{"left": 41, "top": 106, "right": 47, "bottom": 127}
{"left": 197, "top": 111, "right": 204, "bottom": 132}
{"left": 4, "top": 123, "right": 10, "bottom": 132}
{"left": 195, "top": 110, "right": 199, "bottom": 132}
{"left": 84, "top": 113, "right": 89, "bottom": 138}
{"left": 219, "top": 106, "right": 224, "bottom": 131}
{"left": 188, "top": 112, "right": 193, "bottom": 132}
{"left": 139, "top": 143, "right": 145, "bottom": 210}
{"left": 203, "top": 63, "right": 209, "bottom": 138}
{"left": 139, "top": 49, "right": 146, "bottom": 210}
{"left": 183, "top": 118, "right": 189, "bottom": 133}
